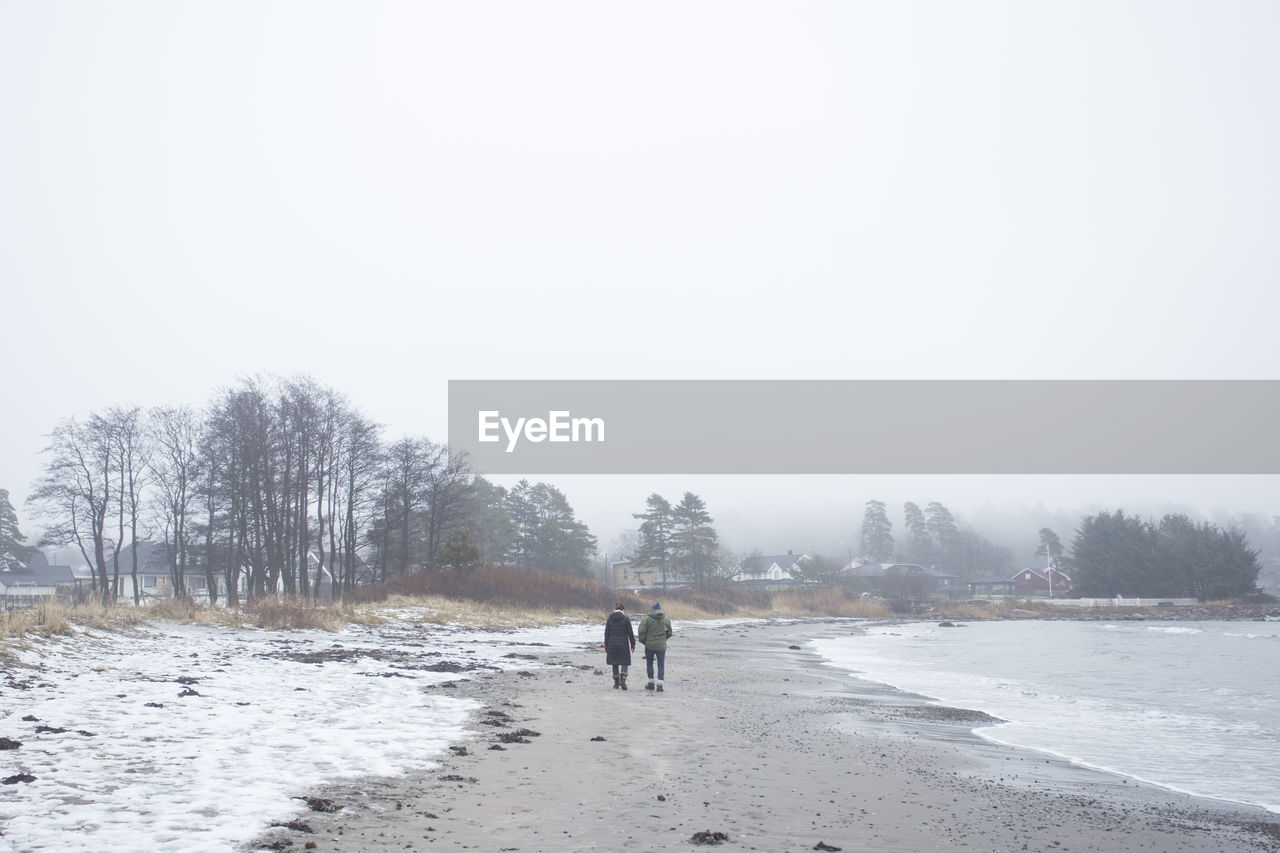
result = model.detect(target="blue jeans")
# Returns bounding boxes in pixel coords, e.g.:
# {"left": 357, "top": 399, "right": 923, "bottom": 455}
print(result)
{"left": 645, "top": 648, "right": 666, "bottom": 681}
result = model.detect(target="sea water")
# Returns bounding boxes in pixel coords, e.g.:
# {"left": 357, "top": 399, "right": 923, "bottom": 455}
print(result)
{"left": 812, "top": 619, "right": 1280, "bottom": 814}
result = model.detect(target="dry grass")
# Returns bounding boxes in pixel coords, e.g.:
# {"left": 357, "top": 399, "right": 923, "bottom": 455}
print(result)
{"left": 0, "top": 599, "right": 73, "bottom": 639}
{"left": 144, "top": 596, "right": 230, "bottom": 626}
{"left": 766, "top": 588, "right": 892, "bottom": 618}
{"left": 350, "top": 593, "right": 604, "bottom": 629}
{"left": 350, "top": 564, "right": 625, "bottom": 614}
{"left": 243, "top": 596, "right": 345, "bottom": 631}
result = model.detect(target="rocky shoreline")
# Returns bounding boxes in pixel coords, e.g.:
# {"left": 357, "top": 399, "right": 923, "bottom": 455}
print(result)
{"left": 1029, "top": 602, "right": 1280, "bottom": 621}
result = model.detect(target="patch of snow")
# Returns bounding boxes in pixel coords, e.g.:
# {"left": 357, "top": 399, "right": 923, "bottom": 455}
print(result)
{"left": 0, "top": 616, "right": 571, "bottom": 852}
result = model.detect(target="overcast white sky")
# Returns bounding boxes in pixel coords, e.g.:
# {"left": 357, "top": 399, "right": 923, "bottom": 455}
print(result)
{"left": 2, "top": 2, "right": 1278, "bottom": 555}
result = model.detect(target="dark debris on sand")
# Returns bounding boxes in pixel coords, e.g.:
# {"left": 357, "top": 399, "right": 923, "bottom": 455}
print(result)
{"left": 690, "top": 830, "right": 729, "bottom": 845}
{"left": 297, "top": 796, "right": 343, "bottom": 813}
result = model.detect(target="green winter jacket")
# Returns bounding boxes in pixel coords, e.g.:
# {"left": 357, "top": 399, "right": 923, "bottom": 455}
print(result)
{"left": 637, "top": 609, "right": 673, "bottom": 652}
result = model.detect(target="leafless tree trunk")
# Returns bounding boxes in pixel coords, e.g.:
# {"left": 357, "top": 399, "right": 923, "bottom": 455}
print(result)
{"left": 29, "top": 416, "right": 116, "bottom": 601}
{"left": 109, "top": 407, "right": 149, "bottom": 605}
{"left": 150, "top": 406, "right": 201, "bottom": 600}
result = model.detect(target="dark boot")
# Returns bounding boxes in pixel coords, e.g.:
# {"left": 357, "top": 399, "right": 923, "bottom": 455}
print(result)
{"left": 612, "top": 674, "right": 620, "bottom": 689}
{"left": 645, "top": 680, "right": 655, "bottom": 691}
{"left": 656, "top": 682, "right": 664, "bottom": 692}
{"left": 620, "top": 672, "right": 628, "bottom": 690}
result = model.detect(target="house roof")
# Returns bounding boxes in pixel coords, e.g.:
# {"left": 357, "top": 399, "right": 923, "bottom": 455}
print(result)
{"left": 967, "top": 575, "right": 1017, "bottom": 585}
{"left": 1011, "top": 568, "right": 1071, "bottom": 583}
{"left": 0, "top": 564, "right": 76, "bottom": 587}
{"left": 845, "top": 562, "right": 959, "bottom": 580}
{"left": 739, "top": 553, "right": 806, "bottom": 573}
{"left": 114, "top": 541, "right": 175, "bottom": 576}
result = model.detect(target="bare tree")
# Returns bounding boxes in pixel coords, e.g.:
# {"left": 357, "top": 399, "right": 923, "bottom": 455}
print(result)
{"left": 29, "top": 415, "right": 115, "bottom": 599}
{"left": 334, "top": 411, "right": 380, "bottom": 595}
{"left": 109, "top": 407, "right": 150, "bottom": 604}
{"left": 422, "top": 444, "right": 473, "bottom": 567}
{"left": 149, "top": 406, "right": 203, "bottom": 599}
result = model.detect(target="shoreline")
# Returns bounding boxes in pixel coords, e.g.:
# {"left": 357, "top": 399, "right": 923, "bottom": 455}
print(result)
{"left": 250, "top": 618, "right": 1280, "bottom": 852}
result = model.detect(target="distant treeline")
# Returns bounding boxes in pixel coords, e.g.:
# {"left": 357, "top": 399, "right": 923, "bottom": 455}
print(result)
{"left": 855, "top": 499, "right": 1262, "bottom": 599}
{"left": 25, "top": 376, "right": 596, "bottom": 604}
{"left": 858, "top": 499, "right": 1016, "bottom": 576}
{"left": 1070, "top": 510, "right": 1260, "bottom": 600}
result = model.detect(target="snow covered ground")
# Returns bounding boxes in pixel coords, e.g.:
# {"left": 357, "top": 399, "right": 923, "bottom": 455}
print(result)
{"left": 0, "top": 614, "right": 601, "bottom": 852}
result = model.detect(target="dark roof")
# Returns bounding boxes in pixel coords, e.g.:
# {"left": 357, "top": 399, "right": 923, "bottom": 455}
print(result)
{"left": 22, "top": 551, "right": 53, "bottom": 570}
{"left": 845, "top": 562, "right": 959, "bottom": 580}
{"left": 739, "top": 553, "right": 805, "bottom": 573}
{"left": 113, "top": 541, "right": 174, "bottom": 576}
{"left": 967, "top": 575, "right": 1017, "bottom": 585}
{"left": 0, "top": 564, "right": 76, "bottom": 586}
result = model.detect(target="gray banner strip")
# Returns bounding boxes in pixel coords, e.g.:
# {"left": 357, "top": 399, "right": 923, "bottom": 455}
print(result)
{"left": 447, "top": 380, "right": 1280, "bottom": 475}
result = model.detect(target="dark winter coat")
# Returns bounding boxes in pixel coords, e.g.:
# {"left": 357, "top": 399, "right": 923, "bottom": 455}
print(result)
{"left": 604, "top": 610, "right": 635, "bottom": 666}
{"left": 637, "top": 608, "right": 673, "bottom": 652}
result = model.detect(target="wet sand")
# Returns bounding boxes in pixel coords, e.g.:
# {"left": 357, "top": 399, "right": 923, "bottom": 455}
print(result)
{"left": 251, "top": 619, "right": 1280, "bottom": 852}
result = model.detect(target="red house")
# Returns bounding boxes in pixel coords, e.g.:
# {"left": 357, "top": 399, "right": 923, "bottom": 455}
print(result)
{"left": 1011, "top": 567, "right": 1072, "bottom": 597}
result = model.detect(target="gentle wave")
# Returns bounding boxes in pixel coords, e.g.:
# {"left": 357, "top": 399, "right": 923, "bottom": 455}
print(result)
{"left": 813, "top": 620, "right": 1280, "bottom": 815}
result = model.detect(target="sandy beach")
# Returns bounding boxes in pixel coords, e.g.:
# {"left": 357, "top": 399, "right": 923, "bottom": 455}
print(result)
{"left": 251, "top": 619, "right": 1280, "bottom": 852}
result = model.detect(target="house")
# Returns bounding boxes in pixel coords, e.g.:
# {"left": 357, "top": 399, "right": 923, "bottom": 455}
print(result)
{"left": 611, "top": 559, "right": 687, "bottom": 589}
{"left": 965, "top": 574, "right": 1018, "bottom": 596}
{"left": 1011, "top": 567, "right": 1072, "bottom": 597}
{"left": 841, "top": 562, "right": 960, "bottom": 593}
{"left": 305, "top": 550, "right": 376, "bottom": 599}
{"left": 109, "top": 541, "right": 188, "bottom": 601}
{"left": 730, "top": 551, "right": 812, "bottom": 587}
{"left": 611, "top": 559, "right": 657, "bottom": 589}
{"left": 0, "top": 560, "right": 77, "bottom": 606}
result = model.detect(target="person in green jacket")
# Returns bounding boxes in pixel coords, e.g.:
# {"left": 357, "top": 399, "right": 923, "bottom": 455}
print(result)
{"left": 637, "top": 602, "right": 673, "bottom": 692}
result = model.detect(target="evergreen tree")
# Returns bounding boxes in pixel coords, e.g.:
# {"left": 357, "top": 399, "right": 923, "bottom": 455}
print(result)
{"left": 465, "top": 476, "right": 515, "bottom": 564}
{"left": 925, "top": 501, "right": 959, "bottom": 564}
{"left": 671, "top": 491, "right": 720, "bottom": 586}
{"left": 901, "top": 501, "right": 933, "bottom": 564}
{"left": 859, "top": 500, "right": 894, "bottom": 563}
{"left": 1069, "top": 509, "right": 1258, "bottom": 599}
{"left": 1035, "top": 527, "right": 1064, "bottom": 567}
{"left": 0, "top": 489, "right": 37, "bottom": 571}
{"left": 1070, "top": 510, "right": 1159, "bottom": 596}
{"left": 634, "top": 493, "right": 675, "bottom": 586}
{"left": 504, "top": 481, "right": 596, "bottom": 574}
{"left": 435, "top": 528, "right": 481, "bottom": 573}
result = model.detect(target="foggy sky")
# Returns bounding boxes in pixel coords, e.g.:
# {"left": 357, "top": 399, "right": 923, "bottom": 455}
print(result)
{"left": 3, "top": 3, "right": 1278, "bottom": 558}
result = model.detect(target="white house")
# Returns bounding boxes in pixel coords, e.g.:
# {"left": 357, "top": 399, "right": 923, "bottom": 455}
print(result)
{"left": 732, "top": 551, "right": 809, "bottom": 583}
{"left": 0, "top": 560, "right": 77, "bottom": 606}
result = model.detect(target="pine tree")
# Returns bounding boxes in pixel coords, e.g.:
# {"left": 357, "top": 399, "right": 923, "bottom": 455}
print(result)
{"left": 902, "top": 501, "right": 933, "bottom": 564}
{"left": 925, "top": 502, "right": 959, "bottom": 566}
{"left": 1035, "top": 527, "right": 1064, "bottom": 567}
{"left": 634, "top": 494, "right": 675, "bottom": 586}
{"left": 672, "top": 492, "right": 720, "bottom": 586}
{"left": 859, "top": 500, "right": 894, "bottom": 563}
{"left": 0, "top": 489, "right": 37, "bottom": 571}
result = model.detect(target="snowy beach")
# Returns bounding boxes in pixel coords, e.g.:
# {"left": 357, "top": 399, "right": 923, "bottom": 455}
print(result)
{"left": 4, "top": 615, "right": 1280, "bottom": 851}
{"left": 239, "top": 617, "right": 1280, "bottom": 853}
{"left": 0, "top": 614, "right": 597, "bottom": 852}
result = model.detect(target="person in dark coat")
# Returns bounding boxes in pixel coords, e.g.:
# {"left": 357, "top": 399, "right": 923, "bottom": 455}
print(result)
{"left": 604, "top": 602, "right": 636, "bottom": 690}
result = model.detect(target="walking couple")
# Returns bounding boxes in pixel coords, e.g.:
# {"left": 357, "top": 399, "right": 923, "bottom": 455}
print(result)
{"left": 603, "top": 602, "right": 673, "bottom": 692}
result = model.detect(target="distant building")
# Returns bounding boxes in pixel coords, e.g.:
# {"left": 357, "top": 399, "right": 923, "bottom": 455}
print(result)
{"left": 611, "top": 559, "right": 663, "bottom": 589}
{"left": 1011, "top": 567, "right": 1072, "bottom": 597}
{"left": 841, "top": 562, "right": 960, "bottom": 593}
{"left": 0, "top": 557, "right": 78, "bottom": 606}
{"left": 965, "top": 574, "right": 1018, "bottom": 596}
{"left": 731, "top": 551, "right": 809, "bottom": 584}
